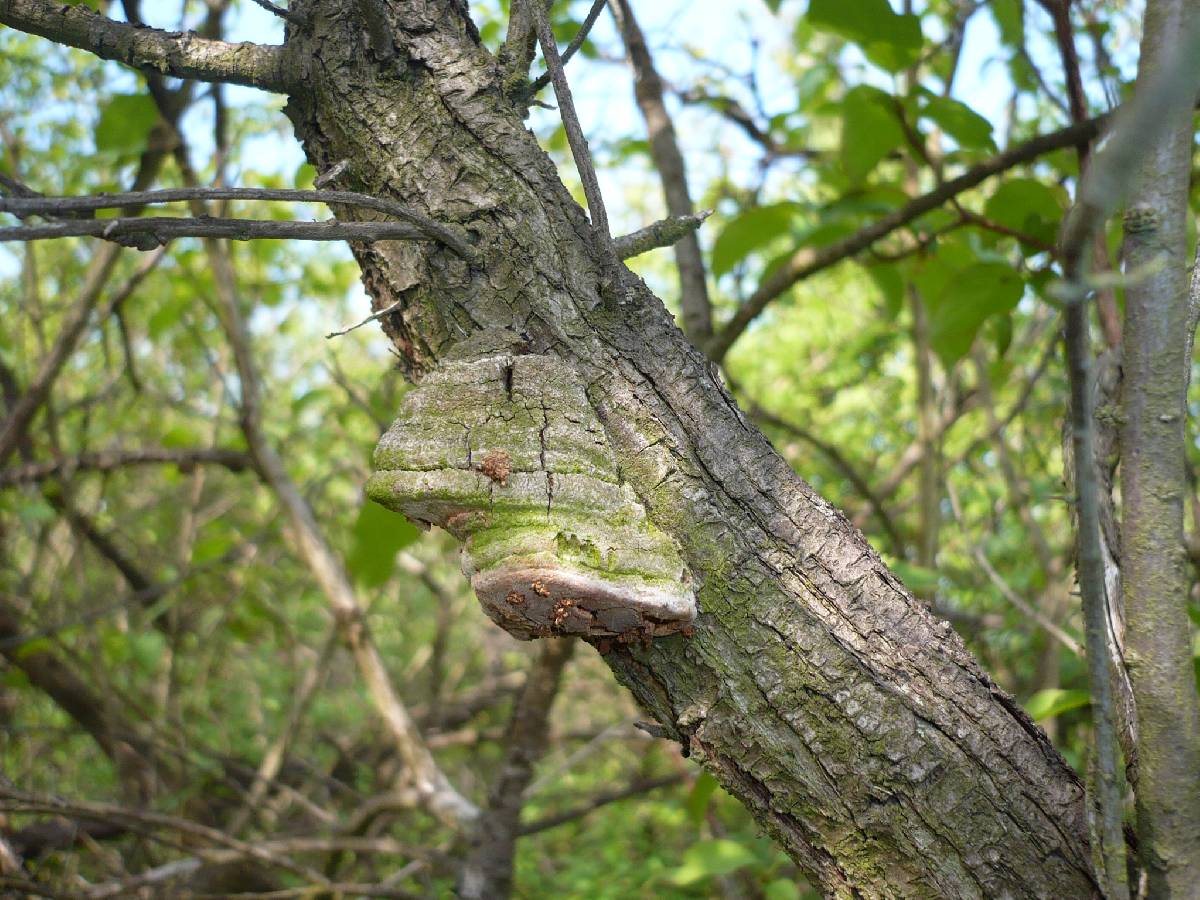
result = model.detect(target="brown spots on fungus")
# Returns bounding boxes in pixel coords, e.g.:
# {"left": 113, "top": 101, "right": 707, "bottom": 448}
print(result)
{"left": 552, "top": 597, "right": 576, "bottom": 627}
{"left": 531, "top": 579, "right": 550, "bottom": 597}
{"left": 505, "top": 590, "right": 526, "bottom": 606}
{"left": 477, "top": 448, "right": 511, "bottom": 485}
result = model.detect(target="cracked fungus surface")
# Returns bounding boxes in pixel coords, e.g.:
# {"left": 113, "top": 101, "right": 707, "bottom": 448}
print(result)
{"left": 366, "top": 353, "right": 697, "bottom": 640}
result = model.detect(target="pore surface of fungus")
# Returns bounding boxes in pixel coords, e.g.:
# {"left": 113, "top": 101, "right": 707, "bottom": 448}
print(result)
{"left": 366, "top": 351, "right": 697, "bottom": 640}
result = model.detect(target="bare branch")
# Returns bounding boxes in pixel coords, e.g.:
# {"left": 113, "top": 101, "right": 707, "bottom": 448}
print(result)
{"left": 610, "top": 0, "right": 713, "bottom": 341}
{"left": 1054, "top": 14, "right": 1200, "bottom": 898}
{"left": 0, "top": 216, "right": 428, "bottom": 249}
{"left": 524, "top": 0, "right": 606, "bottom": 97}
{"left": 707, "top": 114, "right": 1109, "bottom": 361}
{"left": 0, "top": 447, "right": 253, "bottom": 487}
{"left": 0, "top": 787, "right": 328, "bottom": 884}
{"left": 517, "top": 774, "right": 684, "bottom": 836}
{"left": 0, "top": 0, "right": 291, "bottom": 92}
{"left": 0, "top": 245, "right": 123, "bottom": 469}
{"left": 530, "top": 3, "right": 611, "bottom": 245}
{"left": 0, "top": 186, "right": 478, "bottom": 258}
{"left": 206, "top": 232, "right": 478, "bottom": 829}
{"left": 612, "top": 210, "right": 710, "bottom": 260}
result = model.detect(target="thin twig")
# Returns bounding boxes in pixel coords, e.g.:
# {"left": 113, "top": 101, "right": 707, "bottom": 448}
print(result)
{"left": 524, "top": 0, "right": 606, "bottom": 96}
{"left": 1054, "top": 15, "right": 1200, "bottom": 899}
{"left": 326, "top": 299, "right": 404, "bottom": 339}
{"left": 517, "top": 774, "right": 684, "bottom": 835}
{"left": 247, "top": 0, "right": 299, "bottom": 22}
{"left": 530, "top": 3, "right": 611, "bottom": 244}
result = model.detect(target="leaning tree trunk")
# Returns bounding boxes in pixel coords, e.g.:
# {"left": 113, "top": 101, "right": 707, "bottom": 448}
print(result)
{"left": 278, "top": 3, "right": 1098, "bottom": 895}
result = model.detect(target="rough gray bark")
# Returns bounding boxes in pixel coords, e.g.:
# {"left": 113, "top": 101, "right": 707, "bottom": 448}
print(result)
{"left": 1120, "top": 0, "right": 1200, "bottom": 891}
{"left": 271, "top": 4, "right": 1099, "bottom": 896}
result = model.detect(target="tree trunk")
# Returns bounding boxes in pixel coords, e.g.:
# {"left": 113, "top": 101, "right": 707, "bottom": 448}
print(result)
{"left": 274, "top": 4, "right": 1099, "bottom": 895}
{"left": 1120, "top": 0, "right": 1200, "bottom": 891}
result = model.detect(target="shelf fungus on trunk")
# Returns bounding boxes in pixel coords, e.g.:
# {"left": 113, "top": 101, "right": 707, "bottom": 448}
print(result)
{"left": 366, "top": 350, "right": 697, "bottom": 641}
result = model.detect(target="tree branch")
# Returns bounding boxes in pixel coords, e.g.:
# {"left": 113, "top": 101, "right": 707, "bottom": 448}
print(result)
{"left": 206, "top": 232, "right": 477, "bottom": 829}
{"left": 0, "top": 245, "right": 123, "bottom": 469}
{"left": 0, "top": 216, "right": 429, "bottom": 249}
{"left": 0, "top": 447, "right": 253, "bottom": 487}
{"left": 0, "top": 0, "right": 290, "bottom": 91}
{"left": 458, "top": 639, "right": 574, "bottom": 898}
{"left": 530, "top": 2, "right": 610, "bottom": 246}
{"left": 707, "top": 114, "right": 1109, "bottom": 361}
{"left": 610, "top": 0, "right": 713, "bottom": 341}
{"left": 612, "top": 210, "right": 710, "bottom": 260}
{"left": 0, "top": 187, "right": 478, "bottom": 259}
{"left": 524, "top": 0, "right": 605, "bottom": 97}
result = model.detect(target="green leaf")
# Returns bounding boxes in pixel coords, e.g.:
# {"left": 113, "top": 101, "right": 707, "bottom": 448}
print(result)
{"left": 866, "top": 263, "right": 904, "bottom": 319}
{"left": 667, "top": 839, "right": 758, "bottom": 886}
{"left": 841, "top": 86, "right": 904, "bottom": 182}
{"left": 808, "top": 0, "right": 922, "bottom": 72}
{"left": 346, "top": 500, "right": 421, "bottom": 588}
{"left": 685, "top": 771, "right": 720, "bottom": 826}
{"left": 294, "top": 163, "right": 316, "bottom": 189}
{"left": 919, "top": 94, "right": 995, "bottom": 151}
{"left": 1025, "top": 688, "right": 1091, "bottom": 721}
{"left": 161, "top": 423, "right": 202, "bottom": 449}
{"left": 926, "top": 263, "right": 1024, "bottom": 368}
{"left": 711, "top": 202, "right": 803, "bottom": 278}
{"left": 990, "top": 0, "right": 1025, "bottom": 48}
{"left": 95, "top": 93, "right": 158, "bottom": 156}
{"left": 984, "top": 178, "right": 1065, "bottom": 247}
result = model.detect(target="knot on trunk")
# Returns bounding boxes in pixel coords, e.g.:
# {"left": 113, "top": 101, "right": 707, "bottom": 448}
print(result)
{"left": 366, "top": 350, "right": 697, "bottom": 640}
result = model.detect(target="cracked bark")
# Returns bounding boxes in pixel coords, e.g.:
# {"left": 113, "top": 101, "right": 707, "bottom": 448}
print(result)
{"left": 269, "top": 4, "right": 1099, "bottom": 895}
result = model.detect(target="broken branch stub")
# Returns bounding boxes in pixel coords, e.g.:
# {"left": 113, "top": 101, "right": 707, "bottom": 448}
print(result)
{"left": 367, "top": 353, "right": 697, "bottom": 641}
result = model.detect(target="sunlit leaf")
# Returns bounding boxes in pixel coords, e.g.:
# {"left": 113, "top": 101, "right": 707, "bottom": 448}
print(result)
{"left": 808, "top": 0, "right": 922, "bottom": 71}
{"left": 1025, "top": 688, "right": 1091, "bottom": 721}
{"left": 984, "top": 178, "right": 1065, "bottom": 248}
{"left": 920, "top": 94, "right": 995, "bottom": 151}
{"left": 711, "top": 202, "right": 804, "bottom": 278}
{"left": 927, "top": 263, "right": 1024, "bottom": 368}
{"left": 841, "top": 86, "right": 904, "bottom": 182}
{"left": 685, "top": 771, "right": 720, "bottom": 825}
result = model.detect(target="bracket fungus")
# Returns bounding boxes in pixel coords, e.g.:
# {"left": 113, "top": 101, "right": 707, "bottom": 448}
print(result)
{"left": 366, "top": 351, "right": 697, "bottom": 641}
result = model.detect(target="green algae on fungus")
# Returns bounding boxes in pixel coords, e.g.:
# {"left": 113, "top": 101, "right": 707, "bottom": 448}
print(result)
{"left": 366, "top": 351, "right": 696, "bottom": 640}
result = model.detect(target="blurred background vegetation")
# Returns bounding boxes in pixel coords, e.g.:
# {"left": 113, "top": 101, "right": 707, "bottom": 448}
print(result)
{"left": 0, "top": 0, "right": 1188, "bottom": 896}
